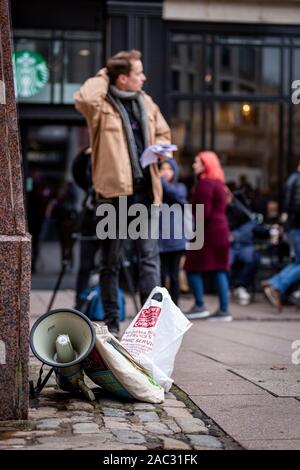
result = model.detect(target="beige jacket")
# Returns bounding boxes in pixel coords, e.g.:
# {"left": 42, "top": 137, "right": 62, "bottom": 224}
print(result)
{"left": 74, "top": 72, "right": 171, "bottom": 204}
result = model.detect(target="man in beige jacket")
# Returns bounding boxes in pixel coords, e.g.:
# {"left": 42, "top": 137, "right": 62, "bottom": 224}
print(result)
{"left": 74, "top": 50, "right": 171, "bottom": 337}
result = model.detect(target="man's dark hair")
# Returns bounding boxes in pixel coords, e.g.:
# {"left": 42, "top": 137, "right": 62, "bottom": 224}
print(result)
{"left": 106, "top": 49, "right": 142, "bottom": 85}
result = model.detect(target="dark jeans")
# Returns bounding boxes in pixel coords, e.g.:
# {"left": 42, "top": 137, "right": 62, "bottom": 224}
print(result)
{"left": 135, "top": 237, "right": 161, "bottom": 305}
{"left": 270, "top": 229, "right": 300, "bottom": 294}
{"left": 187, "top": 271, "right": 229, "bottom": 313}
{"left": 75, "top": 239, "right": 99, "bottom": 301}
{"left": 230, "top": 244, "right": 259, "bottom": 289}
{"left": 76, "top": 193, "right": 160, "bottom": 317}
{"left": 100, "top": 237, "right": 121, "bottom": 324}
{"left": 75, "top": 237, "right": 120, "bottom": 324}
{"left": 160, "top": 251, "right": 184, "bottom": 305}
{"left": 127, "top": 192, "right": 161, "bottom": 305}
{"left": 75, "top": 196, "right": 121, "bottom": 326}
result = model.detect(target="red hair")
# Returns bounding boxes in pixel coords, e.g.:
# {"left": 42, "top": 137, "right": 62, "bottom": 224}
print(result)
{"left": 198, "top": 151, "right": 225, "bottom": 182}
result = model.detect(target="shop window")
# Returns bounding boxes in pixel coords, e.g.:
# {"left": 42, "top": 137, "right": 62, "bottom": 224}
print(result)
{"left": 215, "top": 102, "right": 279, "bottom": 192}
{"left": 221, "top": 80, "right": 231, "bottom": 93}
{"left": 293, "top": 48, "right": 300, "bottom": 82}
{"left": 172, "top": 70, "right": 180, "bottom": 91}
{"left": 13, "top": 37, "right": 52, "bottom": 103}
{"left": 63, "top": 39, "right": 102, "bottom": 103}
{"left": 239, "top": 47, "right": 255, "bottom": 80}
{"left": 261, "top": 47, "right": 281, "bottom": 95}
{"left": 217, "top": 36, "right": 281, "bottom": 46}
{"left": 216, "top": 44, "right": 281, "bottom": 96}
{"left": 188, "top": 44, "right": 194, "bottom": 62}
{"left": 170, "top": 43, "right": 203, "bottom": 93}
{"left": 189, "top": 73, "right": 195, "bottom": 92}
{"left": 168, "top": 29, "right": 299, "bottom": 201}
{"left": 13, "top": 30, "right": 102, "bottom": 104}
{"left": 170, "top": 100, "right": 203, "bottom": 166}
{"left": 221, "top": 46, "right": 231, "bottom": 69}
{"left": 239, "top": 83, "right": 255, "bottom": 94}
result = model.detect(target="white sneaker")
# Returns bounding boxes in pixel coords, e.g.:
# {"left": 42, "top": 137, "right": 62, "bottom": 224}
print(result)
{"left": 233, "top": 287, "right": 250, "bottom": 306}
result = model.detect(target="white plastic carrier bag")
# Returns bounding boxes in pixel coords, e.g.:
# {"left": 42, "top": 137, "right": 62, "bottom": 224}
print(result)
{"left": 121, "top": 286, "right": 192, "bottom": 391}
{"left": 82, "top": 324, "right": 164, "bottom": 403}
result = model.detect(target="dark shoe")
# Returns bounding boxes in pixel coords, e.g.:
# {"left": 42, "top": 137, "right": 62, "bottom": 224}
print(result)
{"left": 105, "top": 320, "right": 120, "bottom": 339}
{"left": 261, "top": 280, "right": 270, "bottom": 289}
{"left": 184, "top": 304, "right": 210, "bottom": 319}
{"left": 108, "top": 327, "right": 120, "bottom": 339}
{"left": 263, "top": 286, "right": 282, "bottom": 312}
{"left": 207, "top": 310, "right": 233, "bottom": 322}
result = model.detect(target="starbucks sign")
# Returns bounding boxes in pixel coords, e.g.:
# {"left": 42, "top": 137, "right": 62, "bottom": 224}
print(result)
{"left": 13, "top": 50, "right": 49, "bottom": 98}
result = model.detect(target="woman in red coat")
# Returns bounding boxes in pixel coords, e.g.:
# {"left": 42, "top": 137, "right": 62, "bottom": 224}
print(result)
{"left": 184, "top": 151, "right": 232, "bottom": 321}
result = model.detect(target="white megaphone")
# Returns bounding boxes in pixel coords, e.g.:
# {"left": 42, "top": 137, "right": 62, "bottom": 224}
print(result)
{"left": 30, "top": 308, "right": 96, "bottom": 401}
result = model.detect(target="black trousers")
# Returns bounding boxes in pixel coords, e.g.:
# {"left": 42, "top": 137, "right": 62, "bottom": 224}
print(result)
{"left": 75, "top": 196, "right": 121, "bottom": 325}
{"left": 75, "top": 193, "right": 161, "bottom": 321}
{"left": 160, "top": 250, "right": 184, "bottom": 306}
{"left": 75, "top": 239, "right": 99, "bottom": 301}
{"left": 75, "top": 237, "right": 120, "bottom": 324}
{"left": 75, "top": 236, "right": 160, "bottom": 314}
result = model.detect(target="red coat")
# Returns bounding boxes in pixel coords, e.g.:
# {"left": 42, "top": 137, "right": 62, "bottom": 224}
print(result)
{"left": 184, "top": 178, "right": 230, "bottom": 272}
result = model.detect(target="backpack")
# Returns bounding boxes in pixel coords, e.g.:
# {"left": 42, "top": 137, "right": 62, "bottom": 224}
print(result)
{"left": 72, "top": 147, "right": 92, "bottom": 192}
{"left": 79, "top": 285, "right": 126, "bottom": 321}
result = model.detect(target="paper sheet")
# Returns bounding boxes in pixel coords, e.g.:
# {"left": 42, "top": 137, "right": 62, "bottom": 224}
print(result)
{"left": 140, "top": 144, "right": 178, "bottom": 168}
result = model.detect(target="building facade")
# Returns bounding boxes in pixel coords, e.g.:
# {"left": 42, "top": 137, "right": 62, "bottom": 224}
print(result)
{"left": 11, "top": 0, "right": 300, "bottom": 205}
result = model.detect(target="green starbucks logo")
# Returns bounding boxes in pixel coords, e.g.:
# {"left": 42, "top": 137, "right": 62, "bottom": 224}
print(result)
{"left": 13, "top": 50, "right": 49, "bottom": 98}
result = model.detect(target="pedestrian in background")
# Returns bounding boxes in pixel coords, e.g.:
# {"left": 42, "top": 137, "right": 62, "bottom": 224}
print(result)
{"left": 263, "top": 161, "right": 300, "bottom": 311}
{"left": 50, "top": 181, "right": 78, "bottom": 267}
{"left": 159, "top": 158, "right": 187, "bottom": 305}
{"left": 184, "top": 151, "right": 232, "bottom": 321}
{"left": 227, "top": 191, "right": 261, "bottom": 306}
{"left": 72, "top": 146, "right": 100, "bottom": 310}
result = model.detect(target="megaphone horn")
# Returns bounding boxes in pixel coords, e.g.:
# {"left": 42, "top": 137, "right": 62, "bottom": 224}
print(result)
{"left": 29, "top": 309, "right": 96, "bottom": 399}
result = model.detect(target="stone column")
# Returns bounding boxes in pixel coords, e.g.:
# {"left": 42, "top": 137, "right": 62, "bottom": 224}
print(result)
{"left": 0, "top": 0, "right": 31, "bottom": 420}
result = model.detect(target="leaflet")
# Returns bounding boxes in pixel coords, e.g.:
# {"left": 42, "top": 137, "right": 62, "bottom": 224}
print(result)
{"left": 140, "top": 144, "right": 178, "bottom": 168}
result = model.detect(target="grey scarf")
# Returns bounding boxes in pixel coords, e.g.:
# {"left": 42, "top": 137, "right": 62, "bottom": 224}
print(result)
{"left": 108, "top": 85, "right": 149, "bottom": 184}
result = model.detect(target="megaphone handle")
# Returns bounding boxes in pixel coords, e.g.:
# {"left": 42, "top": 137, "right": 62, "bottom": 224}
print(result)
{"left": 30, "top": 364, "right": 55, "bottom": 399}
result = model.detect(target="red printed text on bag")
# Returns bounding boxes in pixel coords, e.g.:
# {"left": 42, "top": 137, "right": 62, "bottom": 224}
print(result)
{"left": 134, "top": 306, "right": 162, "bottom": 328}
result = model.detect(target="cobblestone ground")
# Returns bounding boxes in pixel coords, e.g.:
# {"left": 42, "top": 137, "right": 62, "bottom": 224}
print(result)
{"left": 0, "top": 360, "right": 240, "bottom": 451}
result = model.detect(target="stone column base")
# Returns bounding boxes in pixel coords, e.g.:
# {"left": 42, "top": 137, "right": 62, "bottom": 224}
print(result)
{"left": 0, "top": 234, "right": 31, "bottom": 420}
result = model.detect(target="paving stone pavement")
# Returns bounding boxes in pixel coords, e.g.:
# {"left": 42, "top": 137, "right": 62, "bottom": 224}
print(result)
{"left": 6, "top": 289, "right": 297, "bottom": 450}
{"left": 0, "top": 290, "right": 300, "bottom": 450}
{"left": 0, "top": 361, "right": 235, "bottom": 451}
{"left": 0, "top": 289, "right": 242, "bottom": 451}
